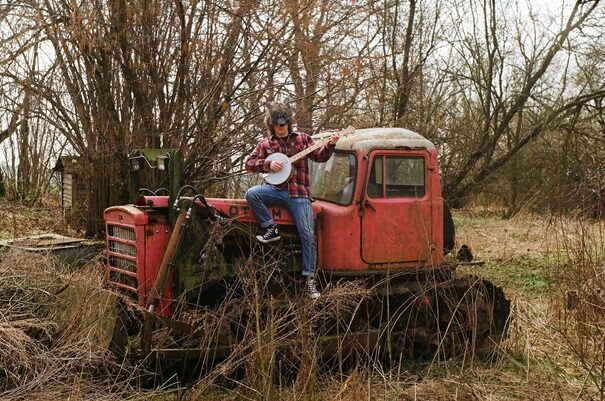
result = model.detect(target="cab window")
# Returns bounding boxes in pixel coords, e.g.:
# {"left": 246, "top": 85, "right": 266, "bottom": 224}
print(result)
{"left": 368, "top": 156, "right": 425, "bottom": 198}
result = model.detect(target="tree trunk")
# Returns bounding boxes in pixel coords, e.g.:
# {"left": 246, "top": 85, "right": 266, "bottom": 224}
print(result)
{"left": 85, "top": 152, "right": 129, "bottom": 238}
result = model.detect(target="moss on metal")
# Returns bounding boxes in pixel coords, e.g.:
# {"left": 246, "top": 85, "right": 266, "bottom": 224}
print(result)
{"left": 171, "top": 200, "right": 303, "bottom": 304}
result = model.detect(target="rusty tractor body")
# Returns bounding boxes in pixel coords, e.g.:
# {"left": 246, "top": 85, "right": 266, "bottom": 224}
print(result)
{"left": 104, "top": 128, "right": 510, "bottom": 364}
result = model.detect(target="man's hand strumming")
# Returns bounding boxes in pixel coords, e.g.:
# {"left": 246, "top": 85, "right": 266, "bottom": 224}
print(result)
{"left": 270, "top": 161, "right": 283, "bottom": 172}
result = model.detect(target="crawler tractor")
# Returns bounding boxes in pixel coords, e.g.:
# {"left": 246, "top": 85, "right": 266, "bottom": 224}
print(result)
{"left": 104, "top": 128, "right": 510, "bottom": 367}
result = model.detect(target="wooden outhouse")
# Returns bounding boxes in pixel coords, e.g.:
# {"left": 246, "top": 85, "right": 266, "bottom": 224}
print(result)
{"left": 53, "top": 156, "right": 87, "bottom": 224}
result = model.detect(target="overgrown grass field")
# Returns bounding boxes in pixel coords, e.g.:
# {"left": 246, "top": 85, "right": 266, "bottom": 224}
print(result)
{"left": 1, "top": 200, "right": 605, "bottom": 400}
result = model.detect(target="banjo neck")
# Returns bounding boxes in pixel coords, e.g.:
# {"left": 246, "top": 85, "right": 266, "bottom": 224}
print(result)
{"left": 288, "top": 139, "right": 328, "bottom": 164}
{"left": 288, "top": 126, "right": 355, "bottom": 163}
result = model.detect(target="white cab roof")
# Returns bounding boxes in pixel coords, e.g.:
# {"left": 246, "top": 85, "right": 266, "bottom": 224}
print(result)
{"left": 316, "top": 127, "right": 436, "bottom": 152}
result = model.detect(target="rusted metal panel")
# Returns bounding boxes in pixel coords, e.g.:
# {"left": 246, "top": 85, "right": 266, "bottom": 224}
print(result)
{"left": 0, "top": 233, "right": 101, "bottom": 265}
{"left": 361, "top": 150, "right": 433, "bottom": 264}
{"left": 144, "top": 211, "right": 173, "bottom": 317}
{"left": 208, "top": 197, "right": 298, "bottom": 227}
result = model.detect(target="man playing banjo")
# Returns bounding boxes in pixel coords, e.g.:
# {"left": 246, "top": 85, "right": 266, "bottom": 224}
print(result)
{"left": 244, "top": 99, "right": 340, "bottom": 300}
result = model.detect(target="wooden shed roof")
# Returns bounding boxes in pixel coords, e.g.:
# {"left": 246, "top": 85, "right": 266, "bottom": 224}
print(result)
{"left": 53, "top": 156, "right": 84, "bottom": 174}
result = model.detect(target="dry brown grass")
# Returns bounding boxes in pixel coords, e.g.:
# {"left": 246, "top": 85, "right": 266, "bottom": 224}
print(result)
{"left": 0, "top": 198, "right": 81, "bottom": 239}
{"left": 449, "top": 210, "right": 605, "bottom": 401}
{"left": 172, "top": 252, "right": 375, "bottom": 401}
{"left": 0, "top": 250, "right": 160, "bottom": 400}
{"left": 454, "top": 210, "right": 557, "bottom": 261}
{"left": 3, "top": 201, "right": 605, "bottom": 400}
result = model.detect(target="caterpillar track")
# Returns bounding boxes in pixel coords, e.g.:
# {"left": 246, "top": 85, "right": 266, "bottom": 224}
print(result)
{"left": 112, "top": 267, "right": 510, "bottom": 374}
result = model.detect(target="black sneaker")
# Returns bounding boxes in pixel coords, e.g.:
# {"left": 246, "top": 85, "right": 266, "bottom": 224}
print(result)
{"left": 306, "top": 275, "right": 321, "bottom": 300}
{"left": 256, "top": 225, "right": 281, "bottom": 243}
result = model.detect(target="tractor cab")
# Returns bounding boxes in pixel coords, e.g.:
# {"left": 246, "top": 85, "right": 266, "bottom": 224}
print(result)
{"left": 309, "top": 127, "right": 445, "bottom": 272}
{"left": 203, "top": 128, "right": 446, "bottom": 274}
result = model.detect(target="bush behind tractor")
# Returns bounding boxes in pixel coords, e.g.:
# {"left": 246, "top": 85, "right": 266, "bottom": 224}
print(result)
{"left": 104, "top": 128, "right": 510, "bottom": 370}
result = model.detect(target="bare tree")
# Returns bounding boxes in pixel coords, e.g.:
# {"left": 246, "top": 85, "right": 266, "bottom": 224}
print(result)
{"left": 439, "top": 0, "right": 604, "bottom": 207}
{"left": 1, "top": 0, "right": 284, "bottom": 235}
{"left": 278, "top": 0, "right": 370, "bottom": 132}
{"left": 0, "top": 6, "right": 65, "bottom": 202}
{"left": 1, "top": 0, "right": 605, "bottom": 226}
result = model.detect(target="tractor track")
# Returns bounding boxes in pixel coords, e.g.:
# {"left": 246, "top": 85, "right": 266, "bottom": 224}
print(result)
{"left": 111, "top": 272, "right": 510, "bottom": 371}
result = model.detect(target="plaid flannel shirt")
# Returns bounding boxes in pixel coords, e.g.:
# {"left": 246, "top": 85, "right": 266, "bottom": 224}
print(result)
{"left": 245, "top": 131, "right": 335, "bottom": 198}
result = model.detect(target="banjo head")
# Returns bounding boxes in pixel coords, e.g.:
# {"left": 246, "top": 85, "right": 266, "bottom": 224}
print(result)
{"left": 263, "top": 152, "right": 292, "bottom": 186}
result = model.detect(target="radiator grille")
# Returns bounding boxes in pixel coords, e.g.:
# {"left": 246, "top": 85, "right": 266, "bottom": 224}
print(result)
{"left": 109, "top": 270, "right": 138, "bottom": 289}
{"left": 109, "top": 240, "right": 136, "bottom": 257}
{"left": 107, "top": 223, "right": 138, "bottom": 299}
{"left": 109, "top": 255, "right": 137, "bottom": 273}
{"left": 108, "top": 226, "right": 135, "bottom": 241}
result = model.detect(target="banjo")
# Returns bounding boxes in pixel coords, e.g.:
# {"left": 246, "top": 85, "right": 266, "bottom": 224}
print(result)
{"left": 263, "top": 126, "right": 355, "bottom": 186}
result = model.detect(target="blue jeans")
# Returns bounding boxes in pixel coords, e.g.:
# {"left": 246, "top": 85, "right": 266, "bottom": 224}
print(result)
{"left": 245, "top": 184, "right": 316, "bottom": 276}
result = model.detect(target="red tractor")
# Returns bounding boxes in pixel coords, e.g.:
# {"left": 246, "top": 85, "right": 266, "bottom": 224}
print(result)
{"left": 104, "top": 127, "right": 509, "bottom": 364}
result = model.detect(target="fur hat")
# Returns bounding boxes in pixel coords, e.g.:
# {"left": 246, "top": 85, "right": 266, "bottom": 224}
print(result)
{"left": 265, "top": 98, "right": 294, "bottom": 136}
